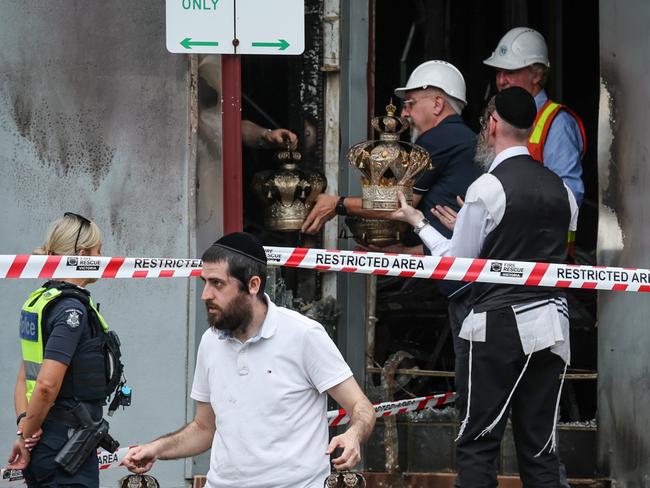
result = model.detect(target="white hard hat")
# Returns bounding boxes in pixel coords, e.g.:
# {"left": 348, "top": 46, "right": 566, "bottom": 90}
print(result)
{"left": 394, "top": 60, "right": 467, "bottom": 105}
{"left": 483, "top": 27, "right": 550, "bottom": 70}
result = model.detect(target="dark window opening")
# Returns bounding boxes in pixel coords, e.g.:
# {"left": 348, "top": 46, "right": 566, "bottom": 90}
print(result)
{"left": 367, "top": 0, "right": 599, "bottom": 479}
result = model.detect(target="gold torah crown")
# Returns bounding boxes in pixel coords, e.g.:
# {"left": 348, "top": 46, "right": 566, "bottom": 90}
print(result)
{"left": 252, "top": 146, "right": 327, "bottom": 231}
{"left": 344, "top": 216, "right": 407, "bottom": 248}
{"left": 347, "top": 101, "right": 432, "bottom": 210}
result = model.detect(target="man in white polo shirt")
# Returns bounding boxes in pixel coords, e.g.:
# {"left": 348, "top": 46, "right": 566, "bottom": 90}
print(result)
{"left": 122, "top": 232, "right": 375, "bottom": 487}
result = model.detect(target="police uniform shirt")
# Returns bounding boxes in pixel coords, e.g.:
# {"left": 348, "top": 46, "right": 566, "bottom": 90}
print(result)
{"left": 43, "top": 295, "right": 104, "bottom": 414}
{"left": 43, "top": 297, "right": 92, "bottom": 366}
{"left": 24, "top": 294, "right": 102, "bottom": 487}
{"left": 413, "top": 114, "right": 482, "bottom": 238}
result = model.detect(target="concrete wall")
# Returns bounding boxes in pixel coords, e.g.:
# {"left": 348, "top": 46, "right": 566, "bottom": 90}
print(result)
{"left": 0, "top": 2, "right": 220, "bottom": 486}
{"left": 598, "top": 0, "right": 650, "bottom": 484}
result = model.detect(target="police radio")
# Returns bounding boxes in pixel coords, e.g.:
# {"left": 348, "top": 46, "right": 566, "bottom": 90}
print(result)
{"left": 108, "top": 382, "right": 132, "bottom": 417}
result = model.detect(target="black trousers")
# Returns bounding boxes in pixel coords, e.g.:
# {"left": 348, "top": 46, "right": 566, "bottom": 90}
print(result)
{"left": 24, "top": 420, "right": 99, "bottom": 488}
{"left": 449, "top": 303, "right": 565, "bottom": 488}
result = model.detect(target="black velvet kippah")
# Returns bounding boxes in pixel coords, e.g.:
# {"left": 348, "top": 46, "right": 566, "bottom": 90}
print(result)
{"left": 495, "top": 86, "right": 537, "bottom": 129}
{"left": 211, "top": 232, "right": 267, "bottom": 264}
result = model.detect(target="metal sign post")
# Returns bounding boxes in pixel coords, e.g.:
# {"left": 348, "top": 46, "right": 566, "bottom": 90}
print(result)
{"left": 221, "top": 54, "right": 243, "bottom": 233}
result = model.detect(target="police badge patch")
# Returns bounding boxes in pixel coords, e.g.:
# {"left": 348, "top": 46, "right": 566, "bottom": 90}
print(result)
{"left": 65, "top": 310, "right": 82, "bottom": 328}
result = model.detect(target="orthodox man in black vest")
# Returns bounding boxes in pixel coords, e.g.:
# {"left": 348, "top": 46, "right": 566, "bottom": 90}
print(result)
{"left": 390, "top": 86, "right": 579, "bottom": 488}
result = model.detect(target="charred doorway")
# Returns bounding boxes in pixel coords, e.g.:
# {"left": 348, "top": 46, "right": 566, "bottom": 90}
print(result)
{"left": 366, "top": 0, "right": 600, "bottom": 481}
{"left": 237, "top": 0, "right": 326, "bottom": 307}
{"left": 214, "top": 0, "right": 602, "bottom": 482}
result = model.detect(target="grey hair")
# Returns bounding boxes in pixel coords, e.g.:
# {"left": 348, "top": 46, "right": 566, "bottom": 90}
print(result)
{"left": 444, "top": 94, "right": 465, "bottom": 115}
{"left": 429, "top": 87, "right": 465, "bottom": 115}
{"left": 530, "top": 63, "right": 549, "bottom": 87}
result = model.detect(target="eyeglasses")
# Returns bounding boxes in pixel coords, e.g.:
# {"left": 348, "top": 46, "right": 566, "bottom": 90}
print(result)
{"left": 401, "top": 95, "right": 438, "bottom": 109}
{"left": 479, "top": 112, "right": 497, "bottom": 131}
{"left": 64, "top": 212, "right": 91, "bottom": 254}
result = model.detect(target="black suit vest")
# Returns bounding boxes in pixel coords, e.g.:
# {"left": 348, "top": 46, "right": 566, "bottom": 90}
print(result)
{"left": 471, "top": 154, "right": 571, "bottom": 312}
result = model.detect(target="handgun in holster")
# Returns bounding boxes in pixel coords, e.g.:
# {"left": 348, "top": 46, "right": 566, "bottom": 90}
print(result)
{"left": 54, "top": 402, "right": 120, "bottom": 475}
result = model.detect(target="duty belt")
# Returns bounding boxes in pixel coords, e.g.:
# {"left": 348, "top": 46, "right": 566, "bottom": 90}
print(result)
{"left": 46, "top": 402, "right": 100, "bottom": 428}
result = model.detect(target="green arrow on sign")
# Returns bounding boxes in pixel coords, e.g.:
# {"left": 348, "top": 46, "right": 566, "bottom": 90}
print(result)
{"left": 180, "top": 37, "right": 220, "bottom": 49}
{"left": 251, "top": 39, "right": 290, "bottom": 51}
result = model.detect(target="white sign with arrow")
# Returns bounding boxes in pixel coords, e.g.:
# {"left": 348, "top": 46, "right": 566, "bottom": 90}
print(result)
{"left": 166, "top": 0, "right": 305, "bottom": 55}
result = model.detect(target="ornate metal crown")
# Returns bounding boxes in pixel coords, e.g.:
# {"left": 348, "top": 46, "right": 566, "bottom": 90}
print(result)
{"left": 344, "top": 215, "right": 407, "bottom": 248}
{"left": 120, "top": 474, "right": 160, "bottom": 488}
{"left": 347, "top": 101, "right": 432, "bottom": 210}
{"left": 325, "top": 471, "right": 366, "bottom": 488}
{"left": 252, "top": 147, "right": 327, "bottom": 231}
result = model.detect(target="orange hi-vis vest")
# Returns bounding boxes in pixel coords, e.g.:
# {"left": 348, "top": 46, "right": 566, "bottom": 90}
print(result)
{"left": 527, "top": 100, "right": 587, "bottom": 164}
{"left": 528, "top": 99, "right": 586, "bottom": 259}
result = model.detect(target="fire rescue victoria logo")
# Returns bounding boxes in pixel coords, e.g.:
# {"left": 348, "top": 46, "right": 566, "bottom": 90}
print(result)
{"left": 265, "top": 251, "right": 282, "bottom": 263}
{"left": 490, "top": 261, "right": 524, "bottom": 278}
{"left": 66, "top": 256, "right": 101, "bottom": 271}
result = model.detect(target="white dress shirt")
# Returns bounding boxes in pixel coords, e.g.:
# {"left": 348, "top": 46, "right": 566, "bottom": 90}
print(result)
{"left": 417, "top": 146, "right": 579, "bottom": 363}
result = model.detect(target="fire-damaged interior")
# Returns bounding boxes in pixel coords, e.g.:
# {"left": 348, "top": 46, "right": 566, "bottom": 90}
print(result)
{"left": 207, "top": 0, "right": 601, "bottom": 482}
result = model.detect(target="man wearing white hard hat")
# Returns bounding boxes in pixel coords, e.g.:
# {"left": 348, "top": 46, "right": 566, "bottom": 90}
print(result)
{"left": 484, "top": 27, "right": 586, "bottom": 208}
{"left": 302, "top": 60, "right": 481, "bottom": 252}
{"left": 393, "top": 60, "right": 481, "bottom": 244}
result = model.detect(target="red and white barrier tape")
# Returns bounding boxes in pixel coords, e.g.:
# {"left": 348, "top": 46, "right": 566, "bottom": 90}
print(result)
{"left": 1, "top": 394, "right": 455, "bottom": 485}
{"left": 328, "top": 392, "right": 457, "bottom": 427}
{"left": 266, "top": 247, "right": 650, "bottom": 292}
{"left": 97, "top": 445, "right": 133, "bottom": 471}
{"left": 1, "top": 246, "right": 647, "bottom": 291}
{"left": 0, "top": 255, "right": 203, "bottom": 280}
{"left": 0, "top": 445, "right": 132, "bottom": 486}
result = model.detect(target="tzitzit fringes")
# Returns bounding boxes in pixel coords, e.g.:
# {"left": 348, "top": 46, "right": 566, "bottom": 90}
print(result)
{"left": 455, "top": 330, "right": 473, "bottom": 442}
{"left": 534, "top": 360, "right": 569, "bottom": 458}
{"left": 475, "top": 338, "right": 537, "bottom": 440}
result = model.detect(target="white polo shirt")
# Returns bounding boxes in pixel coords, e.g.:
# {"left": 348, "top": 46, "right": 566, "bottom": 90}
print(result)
{"left": 191, "top": 295, "right": 353, "bottom": 488}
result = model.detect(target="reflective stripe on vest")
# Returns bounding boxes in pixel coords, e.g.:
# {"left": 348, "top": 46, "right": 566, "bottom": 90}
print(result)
{"left": 567, "top": 230, "right": 577, "bottom": 259}
{"left": 528, "top": 99, "right": 587, "bottom": 164}
{"left": 24, "top": 360, "right": 41, "bottom": 381}
{"left": 20, "top": 285, "right": 108, "bottom": 402}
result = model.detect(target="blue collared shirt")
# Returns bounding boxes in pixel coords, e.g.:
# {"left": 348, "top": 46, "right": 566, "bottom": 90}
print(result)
{"left": 535, "top": 90, "right": 585, "bottom": 207}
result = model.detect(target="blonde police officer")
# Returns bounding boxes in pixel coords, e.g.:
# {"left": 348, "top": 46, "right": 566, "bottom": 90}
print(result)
{"left": 9, "top": 213, "right": 124, "bottom": 488}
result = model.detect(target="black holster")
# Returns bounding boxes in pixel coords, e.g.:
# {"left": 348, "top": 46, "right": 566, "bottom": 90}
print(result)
{"left": 54, "top": 402, "right": 120, "bottom": 475}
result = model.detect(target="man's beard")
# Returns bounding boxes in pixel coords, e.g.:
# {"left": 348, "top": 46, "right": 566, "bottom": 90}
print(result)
{"left": 474, "top": 129, "right": 496, "bottom": 171}
{"left": 404, "top": 117, "right": 420, "bottom": 142}
{"left": 206, "top": 291, "right": 253, "bottom": 335}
